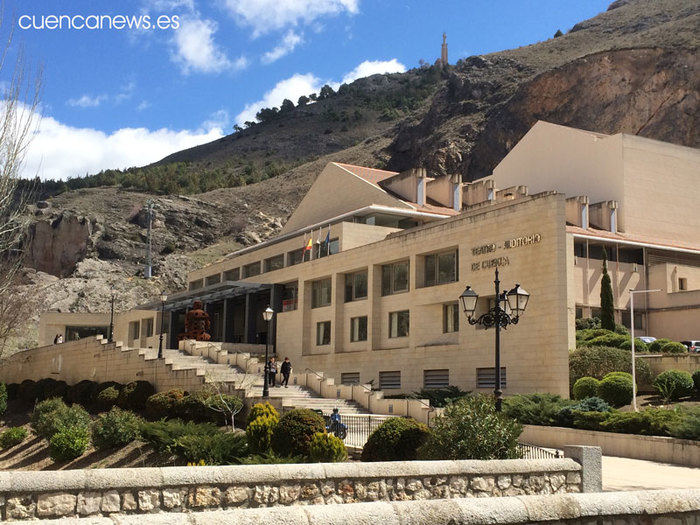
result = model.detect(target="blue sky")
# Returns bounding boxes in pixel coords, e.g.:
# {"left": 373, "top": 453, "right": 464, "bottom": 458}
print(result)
{"left": 4, "top": 0, "right": 611, "bottom": 180}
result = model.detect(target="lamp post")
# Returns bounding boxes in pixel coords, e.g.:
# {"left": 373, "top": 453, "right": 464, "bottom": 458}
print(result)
{"left": 459, "top": 268, "right": 530, "bottom": 411}
{"left": 262, "top": 306, "right": 275, "bottom": 398}
{"left": 108, "top": 288, "right": 116, "bottom": 343}
{"left": 629, "top": 288, "right": 660, "bottom": 412}
{"left": 158, "top": 292, "right": 167, "bottom": 359}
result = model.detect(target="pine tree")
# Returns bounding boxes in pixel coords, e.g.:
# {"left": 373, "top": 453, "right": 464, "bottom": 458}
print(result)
{"left": 600, "top": 249, "right": 615, "bottom": 331}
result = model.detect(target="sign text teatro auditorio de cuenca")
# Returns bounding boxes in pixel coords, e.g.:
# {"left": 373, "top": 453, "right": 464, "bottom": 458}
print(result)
{"left": 471, "top": 233, "right": 542, "bottom": 271}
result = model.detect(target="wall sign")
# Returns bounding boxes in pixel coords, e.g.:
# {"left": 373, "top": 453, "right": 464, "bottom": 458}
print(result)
{"left": 471, "top": 233, "right": 542, "bottom": 271}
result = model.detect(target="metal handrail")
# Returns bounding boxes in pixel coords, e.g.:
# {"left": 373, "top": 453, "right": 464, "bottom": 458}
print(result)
{"left": 304, "top": 367, "right": 325, "bottom": 381}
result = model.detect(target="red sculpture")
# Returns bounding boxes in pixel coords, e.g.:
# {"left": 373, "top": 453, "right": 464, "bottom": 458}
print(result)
{"left": 178, "top": 300, "right": 211, "bottom": 341}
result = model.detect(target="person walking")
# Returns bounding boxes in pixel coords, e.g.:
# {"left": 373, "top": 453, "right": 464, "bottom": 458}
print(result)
{"left": 280, "top": 357, "right": 292, "bottom": 387}
{"left": 268, "top": 357, "right": 277, "bottom": 387}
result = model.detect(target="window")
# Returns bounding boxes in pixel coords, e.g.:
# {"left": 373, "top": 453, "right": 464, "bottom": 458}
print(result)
{"left": 679, "top": 278, "right": 688, "bottom": 291}
{"left": 341, "top": 372, "right": 360, "bottom": 385}
{"left": 476, "top": 367, "right": 507, "bottom": 389}
{"left": 425, "top": 250, "right": 458, "bottom": 286}
{"left": 287, "top": 248, "right": 304, "bottom": 266}
{"left": 424, "top": 369, "right": 449, "bottom": 389}
{"left": 189, "top": 279, "right": 203, "bottom": 291}
{"left": 621, "top": 310, "right": 644, "bottom": 331}
{"left": 381, "top": 260, "right": 409, "bottom": 295}
{"left": 129, "top": 321, "right": 140, "bottom": 340}
{"left": 619, "top": 248, "right": 643, "bottom": 264}
{"left": 205, "top": 274, "right": 221, "bottom": 286}
{"left": 144, "top": 318, "right": 154, "bottom": 338}
{"left": 443, "top": 303, "right": 459, "bottom": 333}
{"left": 282, "top": 282, "right": 298, "bottom": 312}
{"left": 316, "top": 321, "right": 331, "bottom": 345}
{"left": 224, "top": 268, "right": 240, "bottom": 281}
{"left": 314, "top": 237, "right": 339, "bottom": 259}
{"left": 575, "top": 306, "right": 583, "bottom": 319}
{"left": 379, "top": 371, "right": 401, "bottom": 389}
{"left": 312, "top": 278, "right": 332, "bottom": 308}
{"left": 389, "top": 310, "right": 409, "bottom": 338}
{"left": 573, "top": 242, "right": 586, "bottom": 258}
{"left": 264, "top": 254, "right": 284, "bottom": 272}
{"left": 242, "top": 261, "right": 261, "bottom": 278}
{"left": 345, "top": 271, "right": 368, "bottom": 302}
{"left": 350, "top": 316, "right": 368, "bottom": 342}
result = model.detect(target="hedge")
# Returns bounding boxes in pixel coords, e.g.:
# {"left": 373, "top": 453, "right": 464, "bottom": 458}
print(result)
{"left": 361, "top": 417, "right": 430, "bottom": 462}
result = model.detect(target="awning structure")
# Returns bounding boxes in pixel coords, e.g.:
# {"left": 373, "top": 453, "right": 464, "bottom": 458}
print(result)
{"left": 139, "top": 280, "right": 272, "bottom": 312}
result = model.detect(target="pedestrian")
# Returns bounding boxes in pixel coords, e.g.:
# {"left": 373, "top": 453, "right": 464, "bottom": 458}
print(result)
{"left": 281, "top": 357, "right": 292, "bottom": 387}
{"left": 268, "top": 356, "right": 277, "bottom": 387}
{"left": 53, "top": 334, "right": 64, "bottom": 344}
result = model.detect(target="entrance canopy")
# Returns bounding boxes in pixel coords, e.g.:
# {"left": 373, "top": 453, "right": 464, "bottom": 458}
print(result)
{"left": 139, "top": 280, "right": 272, "bottom": 312}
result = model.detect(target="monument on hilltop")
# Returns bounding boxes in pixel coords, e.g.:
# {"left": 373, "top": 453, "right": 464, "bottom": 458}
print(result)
{"left": 441, "top": 32, "right": 448, "bottom": 66}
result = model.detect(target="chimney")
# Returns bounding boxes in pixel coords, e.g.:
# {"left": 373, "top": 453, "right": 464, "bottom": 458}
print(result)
{"left": 416, "top": 168, "right": 427, "bottom": 206}
{"left": 451, "top": 174, "right": 462, "bottom": 211}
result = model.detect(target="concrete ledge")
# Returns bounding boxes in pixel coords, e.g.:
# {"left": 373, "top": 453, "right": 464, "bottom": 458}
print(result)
{"left": 26, "top": 489, "right": 700, "bottom": 524}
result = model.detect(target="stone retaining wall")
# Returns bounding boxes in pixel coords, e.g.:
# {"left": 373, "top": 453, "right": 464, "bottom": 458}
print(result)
{"left": 0, "top": 459, "right": 586, "bottom": 521}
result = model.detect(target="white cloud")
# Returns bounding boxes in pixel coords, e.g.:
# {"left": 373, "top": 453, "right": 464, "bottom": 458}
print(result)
{"left": 173, "top": 17, "right": 242, "bottom": 74}
{"left": 340, "top": 59, "right": 406, "bottom": 85}
{"left": 22, "top": 109, "right": 225, "bottom": 180}
{"left": 262, "top": 30, "right": 303, "bottom": 64}
{"left": 136, "top": 101, "right": 151, "bottom": 111}
{"left": 222, "top": 0, "right": 359, "bottom": 36}
{"left": 235, "top": 73, "right": 321, "bottom": 124}
{"left": 67, "top": 94, "right": 107, "bottom": 108}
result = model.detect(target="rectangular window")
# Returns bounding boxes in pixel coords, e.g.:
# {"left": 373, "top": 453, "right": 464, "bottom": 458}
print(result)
{"left": 282, "top": 282, "right": 298, "bottom": 312}
{"left": 679, "top": 278, "right": 688, "bottom": 291}
{"left": 443, "top": 303, "right": 459, "bottom": 333}
{"left": 389, "top": 310, "right": 410, "bottom": 338}
{"left": 379, "top": 371, "right": 401, "bottom": 389}
{"left": 264, "top": 254, "right": 285, "bottom": 272}
{"left": 144, "top": 318, "right": 154, "bottom": 338}
{"left": 341, "top": 372, "right": 360, "bottom": 385}
{"left": 189, "top": 279, "right": 203, "bottom": 291}
{"left": 205, "top": 274, "right": 221, "bottom": 287}
{"left": 129, "top": 321, "right": 140, "bottom": 340}
{"left": 242, "top": 261, "right": 261, "bottom": 278}
{"left": 476, "top": 367, "right": 507, "bottom": 389}
{"left": 224, "top": 268, "right": 240, "bottom": 281}
{"left": 350, "top": 316, "right": 368, "bottom": 342}
{"left": 575, "top": 306, "right": 583, "bottom": 319}
{"left": 287, "top": 248, "right": 304, "bottom": 266}
{"left": 424, "top": 250, "right": 458, "bottom": 287}
{"left": 345, "top": 271, "right": 368, "bottom": 302}
{"left": 381, "top": 260, "right": 409, "bottom": 296}
{"left": 316, "top": 321, "right": 331, "bottom": 346}
{"left": 424, "top": 369, "right": 449, "bottom": 389}
{"left": 314, "top": 237, "right": 339, "bottom": 259}
{"left": 311, "top": 278, "right": 332, "bottom": 308}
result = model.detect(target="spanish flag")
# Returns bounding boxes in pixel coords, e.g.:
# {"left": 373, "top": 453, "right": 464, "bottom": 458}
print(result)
{"left": 303, "top": 236, "right": 313, "bottom": 252}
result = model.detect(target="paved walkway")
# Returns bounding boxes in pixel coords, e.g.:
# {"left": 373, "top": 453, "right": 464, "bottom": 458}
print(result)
{"left": 603, "top": 456, "right": 700, "bottom": 491}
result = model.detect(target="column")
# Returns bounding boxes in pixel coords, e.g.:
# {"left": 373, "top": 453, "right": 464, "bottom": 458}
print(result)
{"left": 244, "top": 293, "right": 257, "bottom": 344}
{"left": 270, "top": 284, "right": 284, "bottom": 352}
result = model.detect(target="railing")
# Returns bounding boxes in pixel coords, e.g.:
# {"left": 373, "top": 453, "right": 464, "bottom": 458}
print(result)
{"left": 517, "top": 443, "right": 563, "bottom": 459}
{"left": 324, "top": 413, "right": 397, "bottom": 448}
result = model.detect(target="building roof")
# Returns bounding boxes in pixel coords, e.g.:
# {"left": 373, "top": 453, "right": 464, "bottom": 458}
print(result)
{"left": 566, "top": 225, "right": 700, "bottom": 254}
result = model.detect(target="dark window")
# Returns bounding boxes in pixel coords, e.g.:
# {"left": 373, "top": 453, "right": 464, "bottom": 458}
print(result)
{"left": 129, "top": 321, "right": 140, "bottom": 340}
{"left": 144, "top": 318, "right": 154, "bottom": 338}
{"left": 679, "top": 278, "right": 688, "bottom": 291}
{"left": 224, "top": 268, "right": 240, "bottom": 281}
{"left": 350, "top": 316, "right": 368, "bottom": 342}
{"left": 425, "top": 250, "right": 458, "bottom": 287}
{"left": 242, "top": 261, "right": 261, "bottom": 278}
{"left": 424, "top": 369, "right": 449, "bottom": 389}
{"left": 575, "top": 306, "right": 583, "bottom": 319}
{"left": 189, "top": 279, "right": 203, "bottom": 291}
{"left": 588, "top": 244, "right": 616, "bottom": 262}
{"left": 382, "top": 261, "right": 409, "bottom": 295}
{"left": 264, "top": 254, "right": 284, "bottom": 272}
{"left": 476, "top": 367, "right": 507, "bottom": 389}
{"left": 287, "top": 248, "right": 304, "bottom": 266}
{"left": 312, "top": 278, "right": 332, "bottom": 308}
{"left": 282, "top": 282, "right": 298, "bottom": 312}
{"left": 573, "top": 242, "right": 586, "bottom": 258}
{"left": 316, "top": 321, "right": 331, "bottom": 345}
{"left": 621, "top": 310, "right": 644, "bottom": 330}
{"left": 341, "top": 372, "right": 360, "bottom": 385}
{"left": 379, "top": 371, "right": 401, "bottom": 389}
{"left": 205, "top": 274, "right": 221, "bottom": 286}
{"left": 345, "top": 271, "right": 368, "bottom": 302}
{"left": 389, "top": 310, "right": 409, "bottom": 338}
{"left": 314, "top": 237, "right": 339, "bottom": 259}
{"left": 443, "top": 303, "right": 459, "bottom": 333}
{"left": 618, "top": 248, "right": 643, "bottom": 264}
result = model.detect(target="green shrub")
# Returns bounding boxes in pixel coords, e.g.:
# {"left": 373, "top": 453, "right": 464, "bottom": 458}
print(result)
{"left": 575, "top": 317, "right": 600, "bottom": 330}
{"left": 139, "top": 420, "right": 219, "bottom": 454}
{"left": 240, "top": 452, "right": 304, "bottom": 464}
{"left": 247, "top": 402, "right": 279, "bottom": 426}
{"left": 32, "top": 400, "right": 91, "bottom": 440}
{"left": 0, "top": 427, "right": 28, "bottom": 448}
{"left": 246, "top": 414, "right": 278, "bottom": 454}
{"left": 49, "top": 425, "right": 90, "bottom": 461}
{"left": 18, "top": 380, "right": 39, "bottom": 403}
{"left": 66, "top": 380, "right": 98, "bottom": 407}
{"left": 175, "top": 431, "right": 248, "bottom": 464}
{"left": 309, "top": 432, "right": 347, "bottom": 462}
{"left": 202, "top": 392, "right": 244, "bottom": 427}
{"left": 599, "top": 408, "right": 680, "bottom": 436}
{"left": 619, "top": 338, "right": 649, "bottom": 353}
{"left": 502, "top": 393, "right": 573, "bottom": 426}
{"left": 145, "top": 389, "right": 185, "bottom": 420}
{"left": 597, "top": 372, "right": 633, "bottom": 407}
{"left": 361, "top": 417, "right": 430, "bottom": 462}
{"left": 693, "top": 371, "right": 700, "bottom": 392}
{"left": 175, "top": 390, "right": 244, "bottom": 425}
{"left": 653, "top": 370, "right": 694, "bottom": 402}
{"left": 271, "top": 409, "right": 325, "bottom": 458}
{"left": 385, "top": 386, "right": 471, "bottom": 408}
{"left": 92, "top": 407, "right": 142, "bottom": 449}
{"left": 661, "top": 342, "right": 688, "bottom": 354}
{"left": 36, "top": 378, "right": 68, "bottom": 401}
{"left": 95, "top": 386, "right": 120, "bottom": 412}
{"left": 117, "top": 381, "right": 155, "bottom": 410}
{"left": 0, "top": 383, "right": 7, "bottom": 415}
{"left": 572, "top": 377, "right": 600, "bottom": 400}
{"left": 569, "top": 346, "right": 652, "bottom": 386}
{"left": 571, "top": 410, "right": 610, "bottom": 431}
{"left": 576, "top": 328, "right": 611, "bottom": 343}
{"left": 557, "top": 397, "right": 611, "bottom": 427}
{"left": 580, "top": 332, "right": 629, "bottom": 349}
{"left": 418, "top": 395, "right": 522, "bottom": 460}
{"left": 649, "top": 338, "right": 672, "bottom": 353}
{"left": 666, "top": 407, "right": 700, "bottom": 440}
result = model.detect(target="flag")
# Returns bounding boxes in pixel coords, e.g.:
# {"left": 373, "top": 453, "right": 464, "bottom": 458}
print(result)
{"left": 324, "top": 227, "right": 331, "bottom": 255}
{"left": 303, "top": 235, "right": 313, "bottom": 252}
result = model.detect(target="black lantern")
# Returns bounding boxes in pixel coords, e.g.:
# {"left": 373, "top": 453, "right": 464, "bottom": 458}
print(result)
{"left": 506, "top": 284, "right": 529, "bottom": 317}
{"left": 459, "top": 286, "right": 479, "bottom": 319}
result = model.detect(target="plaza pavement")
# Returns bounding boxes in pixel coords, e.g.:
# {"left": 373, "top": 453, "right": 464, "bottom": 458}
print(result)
{"left": 603, "top": 456, "right": 700, "bottom": 491}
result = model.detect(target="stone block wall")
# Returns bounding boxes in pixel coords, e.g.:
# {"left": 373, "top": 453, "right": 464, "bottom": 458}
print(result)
{"left": 0, "top": 459, "right": 585, "bottom": 520}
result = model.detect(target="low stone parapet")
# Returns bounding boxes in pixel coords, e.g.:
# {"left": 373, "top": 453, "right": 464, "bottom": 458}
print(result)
{"left": 0, "top": 458, "right": 589, "bottom": 520}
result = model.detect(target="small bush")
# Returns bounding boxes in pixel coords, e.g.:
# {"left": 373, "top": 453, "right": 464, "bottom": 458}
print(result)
{"left": 667, "top": 407, "right": 700, "bottom": 440}
{"left": 246, "top": 414, "right": 278, "bottom": 454}
{"left": 418, "top": 395, "right": 522, "bottom": 460}
{"left": 599, "top": 408, "right": 680, "bottom": 436}
{"left": 618, "top": 338, "right": 649, "bottom": 353}
{"left": 49, "top": 425, "right": 90, "bottom": 462}
{"left": 0, "top": 383, "right": 6, "bottom": 415}
{"left": 597, "top": 372, "right": 633, "bottom": 407}
{"left": 309, "top": 432, "right": 347, "bottom": 462}
{"left": 661, "top": 342, "right": 688, "bottom": 354}
{"left": 571, "top": 410, "right": 610, "bottom": 431}
{"left": 175, "top": 431, "right": 248, "bottom": 465}
{"left": 271, "top": 409, "right": 325, "bottom": 458}
{"left": 247, "top": 402, "right": 279, "bottom": 426}
{"left": 145, "top": 390, "right": 185, "bottom": 420}
{"left": 557, "top": 397, "right": 611, "bottom": 427}
{"left": 117, "top": 381, "right": 155, "bottom": 410}
{"left": 693, "top": 371, "right": 700, "bottom": 392}
{"left": 569, "top": 346, "right": 651, "bottom": 386}
{"left": 36, "top": 378, "right": 68, "bottom": 401}
{"left": 139, "top": 420, "right": 219, "bottom": 454}
{"left": 32, "top": 400, "right": 91, "bottom": 440}
{"left": 580, "top": 332, "right": 629, "bottom": 349}
{"left": 361, "top": 417, "right": 430, "bottom": 462}
{"left": 202, "top": 392, "right": 244, "bottom": 427}
{"left": 575, "top": 317, "right": 600, "bottom": 330}
{"left": 653, "top": 370, "right": 694, "bottom": 402}
{"left": 649, "top": 338, "right": 672, "bottom": 353}
{"left": 502, "top": 393, "right": 573, "bottom": 426}
{"left": 95, "top": 386, "right": 120, "bottom": 412}
{"left": 572, "top": 377, "right": 600, "bottom": 400}
{"left": 0, "top": 427, "right": 28, "bottom": 448}
{"left": 66, "top": 380, "right": 98, "bottom": 407}
{"left": 18, "top": 380, "right": 39, "bottom": 403}
{"left": 92, "top": 407, "right": 142, "bottom": 449}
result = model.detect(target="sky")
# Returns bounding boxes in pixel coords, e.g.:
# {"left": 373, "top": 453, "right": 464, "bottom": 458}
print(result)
{"left": 3, "top": 0, "right": 612, "bottom": 181}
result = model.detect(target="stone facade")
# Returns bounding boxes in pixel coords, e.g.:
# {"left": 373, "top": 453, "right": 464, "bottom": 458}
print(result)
{"left": 0, "top": 459, "right": 585, "bottom": 520}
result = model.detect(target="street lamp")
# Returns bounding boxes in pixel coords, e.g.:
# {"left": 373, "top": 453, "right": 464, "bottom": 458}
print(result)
{"left": 629, "top": 288, "right": 660, "bottom": 411}
{"left": 262, "top": 306, "right": 275, "bottom": 398}
{"left": 108, "top": 287, "right": 116, "bottom": 343}
{"left": 459, "top": 268, "right": 530, "bottom": 411}
{"left": 158, "top": 292, "right": 167, "bottom": 359}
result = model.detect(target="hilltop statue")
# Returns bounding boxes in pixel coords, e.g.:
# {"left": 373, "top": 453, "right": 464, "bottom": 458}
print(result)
{"left": 179, "top": 300, "right": 211, "bottom": 341}
{"left": 441, "top": 32, "right": 448, "bottom": 66}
